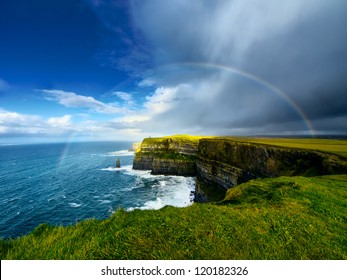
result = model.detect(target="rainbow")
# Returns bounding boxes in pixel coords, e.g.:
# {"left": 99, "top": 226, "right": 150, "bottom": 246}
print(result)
{"left": 57, "top": 134, "right": 76, "bottom": 168}
{"left": 155, "top": 62, "right": 316, "bottom": 136}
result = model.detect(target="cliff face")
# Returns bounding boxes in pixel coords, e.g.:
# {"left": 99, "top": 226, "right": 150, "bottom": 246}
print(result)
{"left": 197, "top": 139, "right": 347, "bottom": 188}
{"left": 132, "top": 137, "right": 198, "bottom": 176}
{"left": 152, "top": 158, "right": 196, "bottom": 176}
{"left": 139, "top": 137, "right": 199, "bottom": 155}
{"left": 133, "top": 136, "right": 347, "bottom": 202}
{"left": 133, "top": 153, "right": 154, "bottom": 170}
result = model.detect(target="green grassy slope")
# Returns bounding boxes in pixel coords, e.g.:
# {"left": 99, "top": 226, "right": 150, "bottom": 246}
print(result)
{"left": 1, "top": 175, "right": 346, "bottom": 259}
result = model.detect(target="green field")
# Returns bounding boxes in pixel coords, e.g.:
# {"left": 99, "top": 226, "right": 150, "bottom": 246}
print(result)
{"left": 1, "top": 174, "right": 346, "bottom": 259}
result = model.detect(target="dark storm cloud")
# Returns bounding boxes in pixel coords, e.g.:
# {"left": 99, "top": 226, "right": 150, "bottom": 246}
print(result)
{"left": 87, "top": 0, "right": 347, "bottom": 136}
{"left": 127, "top": 0, "right": 347, "bottom": 135}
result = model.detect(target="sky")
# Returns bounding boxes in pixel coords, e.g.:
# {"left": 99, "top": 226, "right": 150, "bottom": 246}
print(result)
{"left": 0, "top": 0, "right": 347, "bottom": 144}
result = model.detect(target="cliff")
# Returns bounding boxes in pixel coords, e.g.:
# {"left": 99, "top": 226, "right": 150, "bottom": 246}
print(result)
{"left": 137, "top": 136, "right": 199, "bottom": 155}
{"left": 133, "top": 136, "right": 347, "bottom": 201}
{"left": 195, "top": 138, "right": 347, "bottom": 201}
{"left": 133, "top": 136, "right": 199, "bottom": 176}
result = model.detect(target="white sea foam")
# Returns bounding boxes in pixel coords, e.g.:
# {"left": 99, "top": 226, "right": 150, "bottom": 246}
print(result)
{"left": 68, "top": 202, "right": 82, "bottom": 208}
{"left": 107, "top": 150, "right": 135, "bottom": 157}
{"left": 98, "top": 199, "right": 111, "bottom": 204}
{"left": 101, "top": 166, "right": 133, "bottom": 172}
{"left": 101, "top": 165, "right": 158, "bottom": 179}
{"left": 136, "top": 197, "right": 165, "bottom": 210}
{"left": 101, "top": 164, "right": 195, "bottom": 211}
{"left": 121, "top": 165, "right": 164, "bottom": 179}
{"left": 128, "top": 176, "right": 195, "bottom": 211}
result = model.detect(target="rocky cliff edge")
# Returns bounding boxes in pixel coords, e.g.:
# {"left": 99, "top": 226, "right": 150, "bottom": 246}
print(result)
{"left": 133, "top": 136, "right": 347, "bottom": 201}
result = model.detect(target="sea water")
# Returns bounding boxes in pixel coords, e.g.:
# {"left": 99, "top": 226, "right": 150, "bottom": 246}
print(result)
{"left": 0, "top": 142, "right": 195, "bottom": 238}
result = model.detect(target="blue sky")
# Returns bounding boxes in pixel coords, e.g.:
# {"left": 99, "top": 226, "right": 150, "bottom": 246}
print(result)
{"left": 1, "top": 0, "right": 347, "bottom": 143}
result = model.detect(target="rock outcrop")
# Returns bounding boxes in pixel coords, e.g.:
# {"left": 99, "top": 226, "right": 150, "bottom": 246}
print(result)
{"left": 138, "top": 137, "right": 199, "bottom": 155}
{"left": 151, "top": 158, "right": 196, "bottom": 176}
{"left": 133, "top": 136, "right": 347, "bottom": 202}
{"left": 132, "top": 137, "right": 198, "bottom": 176}
{"left": 133, "top": 153, "right": 154, "bottom": 170}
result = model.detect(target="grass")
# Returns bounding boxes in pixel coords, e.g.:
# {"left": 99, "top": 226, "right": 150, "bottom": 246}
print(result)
{"left": 223, "top": 137, "right": 347, "bottom": 158}
{"left": 1, "top": 175, "right": 346, "bottom": 259}
{"left": 162, "top": 134, "right": 214, "bottom": 142}
{"left": 141, "top": 134, "right": 213, "bottom": 148}
{"left": 141, "top": 135, "right": 347, "bottom": 158}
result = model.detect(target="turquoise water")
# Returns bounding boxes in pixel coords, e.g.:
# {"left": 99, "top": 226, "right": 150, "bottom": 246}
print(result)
{"left": 0, "top": 142, "right": 195, "bottom": 238}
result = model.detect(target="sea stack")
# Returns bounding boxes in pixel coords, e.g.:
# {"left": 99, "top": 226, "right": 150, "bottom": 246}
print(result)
{"left": 116, "top": 158, "right": 121, "bottom": 168}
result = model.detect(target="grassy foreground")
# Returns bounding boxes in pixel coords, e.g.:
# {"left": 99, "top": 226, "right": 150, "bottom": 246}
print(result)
{"left": 1, "top": 175, "right": 346, "bottom": 259}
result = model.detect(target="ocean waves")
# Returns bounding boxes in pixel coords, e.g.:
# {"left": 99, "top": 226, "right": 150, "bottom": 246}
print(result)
{"left": 106, "top": 150, "right": 135, "bottom": 157}
{"left": 101, "top": 164, "right": 195, "bottom": 211}
{"left": 0, "top": 143, "right": 195, "bottom": 238}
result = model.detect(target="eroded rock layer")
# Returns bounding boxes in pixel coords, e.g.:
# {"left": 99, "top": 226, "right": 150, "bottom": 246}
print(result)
{"left": 133, "top": 137, "right": 347, "bottom": 201}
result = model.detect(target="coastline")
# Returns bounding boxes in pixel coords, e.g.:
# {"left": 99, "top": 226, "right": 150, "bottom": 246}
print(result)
{"left": 1, "top": 136, "right": 347, "bottom": 259}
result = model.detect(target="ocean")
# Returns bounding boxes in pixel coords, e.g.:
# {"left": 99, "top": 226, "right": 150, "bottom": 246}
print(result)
{"left": 0, "top": 142, "right": 195, "bottom": 239}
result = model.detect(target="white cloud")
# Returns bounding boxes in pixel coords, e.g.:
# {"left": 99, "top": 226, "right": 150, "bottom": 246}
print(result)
{"left": 0, "top": 126, "right": 9, "bottom": 133}
{"left": 47, "top": 115, "right": 72, "bottom": 127}
{"left": 138, "top": 78, "right": 156, "bottom": 87}
{"left": 106, "top": 85, "right": 189, "bottom": 127}
{"left": 0, "top": 109, "right": 74, "bottom": 136}
{"left": 42, "top": 89, "right": 124, "bottom": 114}
{"left": 113, "top": 91, "right": 132, "bottom": 101}
{"left": 112, "top": 114, "right": 150, "bottom": 123}
{"left": 109, "top": 85, "right": 189, "bottom": 128}
{"left": 0, "top": 110, "right": 41, "bottom": 126}
{"left": 144, "top": 87, "right": 174, "bottom": 114}
{"left": 0, "top": 109, "right": 147, "bottom": 142}
{"left": 113, "top": 91, "right": 135, "bottom": 107}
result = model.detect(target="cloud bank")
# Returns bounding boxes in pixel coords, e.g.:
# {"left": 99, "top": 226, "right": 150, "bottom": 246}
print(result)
{"left": 0, "top": 109, "right": 72, "bottom": 137}
{"left": 0, "top": 107, "right": 148, "bottom": 143}
{"left": 42, "top": 89, "right": 126, "bottom": 114}
{"left": 124, "top": 0, "right": 347, "bottom": 136}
